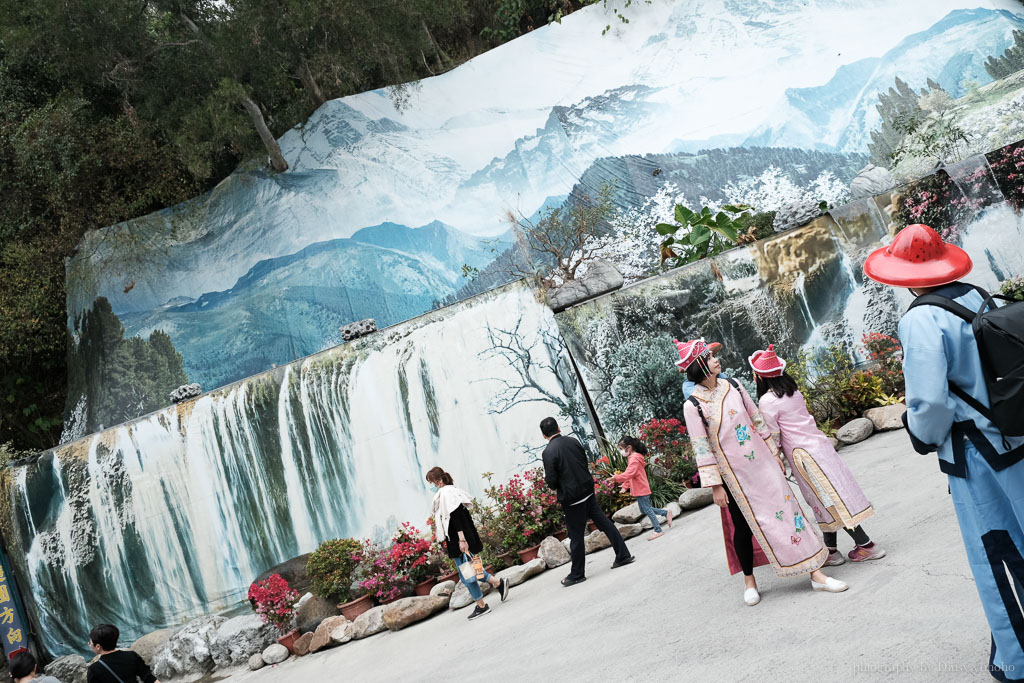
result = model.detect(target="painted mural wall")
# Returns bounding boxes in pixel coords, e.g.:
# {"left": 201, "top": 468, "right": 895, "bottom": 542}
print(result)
{"left": 554, "top": 145, "right": 1024, "bottom": 437}
{"left": 62, "top": 0, "right": 1024, "bottom": 439}
{"left": 1, "top": 281, "right": 589, "bottom": 656}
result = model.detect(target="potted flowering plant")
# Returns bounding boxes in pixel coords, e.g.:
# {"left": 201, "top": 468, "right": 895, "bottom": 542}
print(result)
{"left": 247, "top": 574, "right": 300, "bottom": 652}
{"left": 389, "top": 523, "right": 437, "bottom": 596}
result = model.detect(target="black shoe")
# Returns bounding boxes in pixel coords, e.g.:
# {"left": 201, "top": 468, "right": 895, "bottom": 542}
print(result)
{"left": 611, "top": 555, "right": 636, "bottom": 569}
{"left": 499, "top": 578, "right": 510, "bottom": 602}
{"left": 467, "top": 604, "right": 491, "bottom": 620}
{"left": 561, "top": 576, "right": 587, "bottom": 587}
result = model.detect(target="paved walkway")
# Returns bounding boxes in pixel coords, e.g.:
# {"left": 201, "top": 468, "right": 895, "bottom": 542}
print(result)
{"left": 224, "top": 430, "right": 996, "bottom": 682}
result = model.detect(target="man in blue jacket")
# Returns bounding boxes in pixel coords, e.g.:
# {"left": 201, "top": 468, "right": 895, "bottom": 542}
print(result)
{"left": 864, "top": 223, "right": 1024, "bottom": 681}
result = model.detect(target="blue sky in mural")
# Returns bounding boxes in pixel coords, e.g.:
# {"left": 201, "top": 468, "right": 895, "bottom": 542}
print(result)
{"left": 66, "top": 0, "right": 1024, "bottom": 396}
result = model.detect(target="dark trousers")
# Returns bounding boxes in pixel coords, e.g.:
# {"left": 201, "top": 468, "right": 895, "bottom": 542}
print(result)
{"left": 726, "top": 488, "right": 755, "bottom": 576}
{"left": 823, "top": 525, "right": 871, "bottom": 549}
{"left": 563, "top": 495, "right": 631, "bottom": 579}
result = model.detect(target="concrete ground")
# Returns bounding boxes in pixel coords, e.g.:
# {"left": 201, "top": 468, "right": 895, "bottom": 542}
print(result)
{"left": 224, "top": 430, "right": 997, "bottom": 682}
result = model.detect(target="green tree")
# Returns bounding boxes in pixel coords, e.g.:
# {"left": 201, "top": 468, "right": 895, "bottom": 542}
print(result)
{"left": 985, "top": 29, "right": 1024, "bottom": 80}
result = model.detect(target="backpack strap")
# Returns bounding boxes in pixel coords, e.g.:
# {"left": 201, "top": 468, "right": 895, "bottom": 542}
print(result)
{"left": 687, "top": 396, "right": 709, "bottom": 430}
{"left": 724, "top": 377, "right": 741, "bottom": 391}
{"left": 97, "top": 658, "right": 127, "bottom": 683}
{"left": 908, "top": 293, "right": 976, "bottom": 323}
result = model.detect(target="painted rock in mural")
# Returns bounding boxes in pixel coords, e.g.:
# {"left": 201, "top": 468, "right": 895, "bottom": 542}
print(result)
{"left": 210, "top": 614, "right": 279, "bottom": 668}
{"left": 152, "top": 615, "right": 226, "bottom": 679}
{"left": 547, "top": 260, "right": 624, "bottom": 312}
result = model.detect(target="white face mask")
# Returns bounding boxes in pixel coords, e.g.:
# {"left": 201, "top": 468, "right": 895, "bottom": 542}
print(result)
{"left": 618, "top": 447, "right": 627, "bottom": 456}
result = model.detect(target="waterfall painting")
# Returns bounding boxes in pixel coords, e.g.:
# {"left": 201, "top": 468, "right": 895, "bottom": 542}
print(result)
{"left": 554, "top": 149, "right": 1024, "bottom": 437}
{"left": 61, "top": 0, "right": 1024, "bottom": 437}
{"left": 0, "top": 280, "right": 590, "bottom": 657}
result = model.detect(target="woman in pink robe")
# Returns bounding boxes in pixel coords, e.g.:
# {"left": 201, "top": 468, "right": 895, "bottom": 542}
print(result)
{"left": 750, "top": 344, "right": 886, "bottom": 566}
{"left": 675, "top": 339, "right": 847, "bottom": 606}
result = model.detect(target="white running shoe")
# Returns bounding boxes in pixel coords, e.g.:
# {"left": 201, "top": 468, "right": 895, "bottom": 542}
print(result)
{"left": 743, "top": 587, "right": 761, "bottom": 606}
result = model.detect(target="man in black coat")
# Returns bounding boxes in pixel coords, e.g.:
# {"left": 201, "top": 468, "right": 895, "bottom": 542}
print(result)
{"left": 540, "top": 417, "right": 634, "bottom": 586}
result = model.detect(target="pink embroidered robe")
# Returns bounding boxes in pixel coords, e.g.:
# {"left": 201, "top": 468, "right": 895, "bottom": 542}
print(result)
{"left": 683, "top": 378, "right": 827, "bottom": 577}
{"left": 758, "top": 390, "right": 875, "bottom": 532}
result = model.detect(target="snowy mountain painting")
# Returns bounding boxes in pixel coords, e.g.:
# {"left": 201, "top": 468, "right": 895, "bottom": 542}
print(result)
{"left": 65, "top": 0, "right": 1024, "bottom": 434}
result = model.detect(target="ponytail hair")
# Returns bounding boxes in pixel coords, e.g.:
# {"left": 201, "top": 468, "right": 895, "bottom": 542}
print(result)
{"left": 617, "top": 436, "right": 648, "bottom": 456}
{"left": 425, "top": 467, "right": 454, "bottom": 486}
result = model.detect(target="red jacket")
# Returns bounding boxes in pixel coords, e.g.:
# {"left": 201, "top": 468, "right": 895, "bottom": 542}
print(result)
{"left": 612, "top": 452, "right": 651, "bottom": 497}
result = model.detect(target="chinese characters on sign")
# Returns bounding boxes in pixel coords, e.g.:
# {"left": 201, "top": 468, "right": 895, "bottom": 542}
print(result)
{"left": 0, "top": 563, "right": 28, "bottom": 659}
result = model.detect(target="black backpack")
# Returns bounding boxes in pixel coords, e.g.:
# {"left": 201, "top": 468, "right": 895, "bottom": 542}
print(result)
{"left": 908, "top": 284, "right": 1024, "bottom": 438}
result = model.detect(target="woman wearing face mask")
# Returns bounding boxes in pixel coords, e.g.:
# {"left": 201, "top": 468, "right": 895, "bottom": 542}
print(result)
{"left": 427, "top": 466, "right": 510, "bottom": 620}
{"left": 675, "top": 338, "right": 847, "bottom": 606}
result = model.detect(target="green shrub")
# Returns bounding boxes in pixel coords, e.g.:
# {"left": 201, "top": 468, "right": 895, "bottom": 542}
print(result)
{"left": 1000, "top": 276, "right": 1024, "bottom": 302}
{"left": 306, "top": 538, "right": 364, "bottom": 604}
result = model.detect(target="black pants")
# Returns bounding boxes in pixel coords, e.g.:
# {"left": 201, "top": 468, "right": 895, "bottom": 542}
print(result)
{"left": 726, "top": 488, "right": 755, "bottom": 577}
{"left": 823, "top": 525, "right": 871, "bottom": 549}
{"left": 563, "top": 495, "right": 631, "bottom": 579}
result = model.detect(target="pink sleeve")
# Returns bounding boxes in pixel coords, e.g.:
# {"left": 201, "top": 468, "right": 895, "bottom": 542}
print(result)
{"left": 684, "top": 401, "right": 722, "bottom": 487}
{"left": 613, "top": 455, "right": 642, "bottom": 482}
{"left": 742, "top": 385, "right": 780, "bottom": 456}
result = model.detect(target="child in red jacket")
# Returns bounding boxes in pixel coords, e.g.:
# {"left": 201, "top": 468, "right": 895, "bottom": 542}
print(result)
{"left": 613, "top": 436, "right": 673, "bottom": 540}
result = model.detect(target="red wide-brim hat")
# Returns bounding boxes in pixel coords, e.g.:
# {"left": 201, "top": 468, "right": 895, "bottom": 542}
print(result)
{"left": 863, "top": 223, "right": 972, "bottom": 288}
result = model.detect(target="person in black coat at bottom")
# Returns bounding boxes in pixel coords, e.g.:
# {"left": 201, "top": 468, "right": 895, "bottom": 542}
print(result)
{"left": 87, "top": 624, "right": 159, "bottom": 683}
{"left": 540, "top": 417, "right": 635, "bottom": 586}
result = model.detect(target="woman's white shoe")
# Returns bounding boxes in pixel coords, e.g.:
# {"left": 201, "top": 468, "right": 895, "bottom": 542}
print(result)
{"left": 743, "top": 587, "right": 761, "bottom": 606}
{"left": 811, "top": 576, "right": 848, "bottom": 592}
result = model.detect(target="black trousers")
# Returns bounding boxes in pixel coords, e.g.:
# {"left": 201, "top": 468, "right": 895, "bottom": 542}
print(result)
{"left": 563, "top": 495, "right": 631, "bottom": 579}
{"left": 726, "top": 488, "right": 755, "bottom": 576}
{"left": 823, "top": 525, "right": 871, "bottom": 549}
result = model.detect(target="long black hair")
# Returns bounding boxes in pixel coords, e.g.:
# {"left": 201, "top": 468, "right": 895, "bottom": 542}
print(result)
{"left": 755, "top": 371, "right": 799, "bottom": 399}
{"left": 685, "top": 356, "right": 713, "bottom": 384}
{"left": 617, "top": 436, "right": 648, "bottom": 455}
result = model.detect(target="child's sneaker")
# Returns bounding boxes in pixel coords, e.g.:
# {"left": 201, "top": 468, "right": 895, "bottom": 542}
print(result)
{"left": 666, "top": 509, "right": 674, "bottom": 528}
{"left": 467, "top": 604, "right": 491, "bottom": 620}
{"left": 848, "top": 544, "right": 886, "bottom": 562}
{"left": 825, "top": 550, "right": 846, "bottom": 566}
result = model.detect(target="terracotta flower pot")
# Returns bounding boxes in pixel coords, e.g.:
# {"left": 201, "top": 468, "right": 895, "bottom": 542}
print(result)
{"left": 413, "top": 577, "right": 437, "bottom": 596}
{"left": 496, "top": 551, "right": 515, "bottom": 566}
{"left": 438, "top": 570, "right": 459, "bottom": 584}
{"left": 587, "top": 521, "right": 598, "bottom": 532}
{"left": 276, "top": 628, "right": 300, "bottom": 654}
{"left": 554, "top": 530, "right": 568, "bottom": 541}
{"left": 379, "top": 594, "right": 403, "bottom": 605}
{"left": 517, "top": 544, "right": 541, "bottom": 564}
{"left": 338, "top": 594, "right": 373, "bottom": 621}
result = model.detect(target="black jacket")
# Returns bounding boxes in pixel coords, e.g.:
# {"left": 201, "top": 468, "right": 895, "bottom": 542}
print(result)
{"left": 542, "top": 434, "right": 594, "bottom": 504}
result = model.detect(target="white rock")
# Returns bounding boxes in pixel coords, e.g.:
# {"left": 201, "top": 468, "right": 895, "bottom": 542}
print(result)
{"left": 639, "top": 514, "right": 667, "bottom": 531}
{"left": 261, "top": 643, "right": 289, "bottom": 665}
{"left": 538, "top": 535, "right": 571, "bottom": 568}
{"left": 352, "top": 606, "right": 387, "bottom": 639}
{"left": 295, "top": 592, "right": 313, "bottom": 611}
{"left": 449, "top": 579, "right": 493, "bottom": 610}
{"left": 863, "top": 403, "right": 907, "bottom": 431}
{"left": 495, "top": 557, "right": 546, "bottom": 586}
{"left": 248, "top": 653, "right": 265, "bottom": 671}
{"left": 430, "top": 580, "right": 456, "bottom": 597}
{"left": 612, "top": 502, "right": 643, "bottom": 524}
{"left": 665, "top": 501, "right": 682, "bottom": 519}
{"left": 837, "top": 417, "right": 874, "bottom": 445}
{"left": 679, "top": 487, "right": 714, "bottom": 510}
{"left": 330, "top": 621, "right": 354, "bottom": 645}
